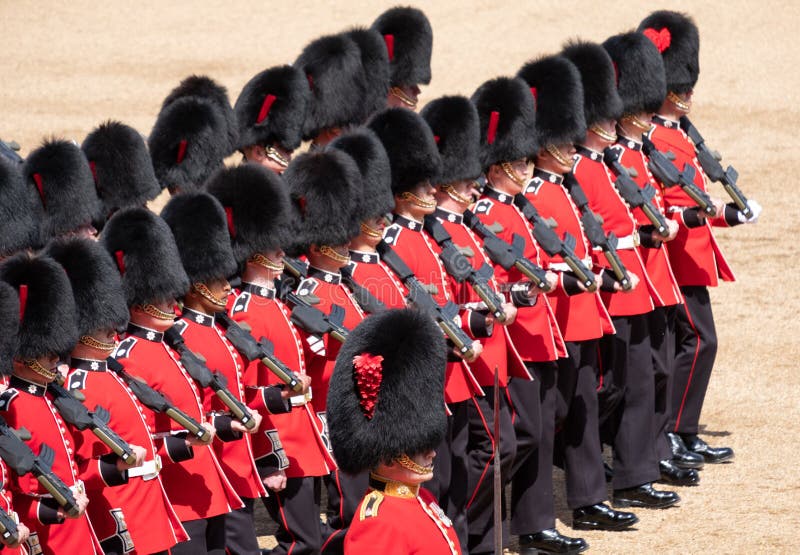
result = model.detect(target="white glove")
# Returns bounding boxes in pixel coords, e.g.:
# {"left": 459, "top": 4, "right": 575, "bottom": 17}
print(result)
{"left": 737, "top": 199, "right": 762, "bottom": 224}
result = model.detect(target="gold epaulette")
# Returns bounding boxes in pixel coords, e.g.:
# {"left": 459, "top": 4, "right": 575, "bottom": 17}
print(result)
{"left": 358, "top": 490, "right": 384, "bottom": 521}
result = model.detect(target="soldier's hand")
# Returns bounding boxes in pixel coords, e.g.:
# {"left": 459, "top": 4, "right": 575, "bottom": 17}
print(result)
{"left": 187, "top": 422, "right": 216, "bottom": 446}
{"left": 116, "top": 444, "right": 147, "bottom": 471}
{"left": 499, "top": 303, "right": 517, "bottom": 326}
{"left": 462, "top": 341, "right": 483, "bottom": 363}
{"left": 614, "top": 272, "right": 640, "bottom": 292}
{"left": 232, "top": 411, "right": 262, "bottom": 434}
{"left": 280, "top": 375, "right": 312, "bottom": 399}
{"left": 711, "top": 196, "right": 726, "bottom": 216}
{"left": 539, "top": 272, "right": 558, "bottom": 293}
{"left": 62, "top": 488, "right": 89, "bottom": 518}
{"left": 664, "top": 219, "right": 679, "bottom": 241}
{"left": 3, "top": 521, "right": 29, "bottom": 548}
{"left": 263, "top": 469, "right": 287, "bottom": 492}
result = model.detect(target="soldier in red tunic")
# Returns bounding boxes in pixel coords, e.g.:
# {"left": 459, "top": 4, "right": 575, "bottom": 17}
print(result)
{"left": 163, "top": 191, "right": 282, "bottom": 555}
{"left": 328, "top": 309, "right": 461, "bottom": 555}
{"left": 601, "top": 31, "right": 699, "bottom": 487}
{"left": 46, "top": 237, "right": 187, "bottom": 555}
{"left": 101, "top": 208, "right": 243, "bottom": 555}
{"left": 0, "top": 254, "right": 97, "bottom": 555}
{"left": 562, "top": 40, "right": 679, "bottom": 510}
{"left": 422, "top": 95, "right": 530, "bottom": 553}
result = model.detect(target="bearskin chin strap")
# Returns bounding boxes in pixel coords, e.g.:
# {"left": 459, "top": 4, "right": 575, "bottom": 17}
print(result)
{"left": 192, "top": 283, "right": 228, "bottom": 309}
{"left": 360, "top": 222, "right": 383, "bottom": 239}
{"left": 440, "top": 183, "right": 473, "bottom": 206}
{"left": 399, "top": 190, "right": 436, "bottom": 209}
{"left": 589, "top": 124, "right": 617, "bottom": 142}
{"left": 395, "top": 453, "right": 434, "bottom": 475}
{"left": 79, "top": 335, "right": 117, "bottom": 352}
{"left": 500, "top": 162, "right": 528, "bottom": 188}
{"left": 546, "top": 144, "right": 574, "bottom": 169}
{"left": 138, "top": 303, "right": 176, "bottom": 321}
{"left": 389, "top": 86, "right": 418, "bottom": 108}
{"left": 622, "top": 114, "right": 653, "bottom": 132}
{"left": 265, "top": 145, "right": 290, "bottom": 168}
{"left": 249, "top": 253, "right": 285, "bottom": 272}
{"left": 667, "top": 91, "right": 691, "bottom": 112}
{"left": 320, "top": 245, "right": 350, "bottom": 264}
{"left": 22, "top": 358, "right": 57, "bottom": 381}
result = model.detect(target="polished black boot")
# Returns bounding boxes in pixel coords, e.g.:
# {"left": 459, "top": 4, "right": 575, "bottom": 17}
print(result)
{"left": 613, "top": 483, "right": 680, "bottom": 509}
{"left": 667, "top": 432, "right": 705, "bottom": 469}
{"left": 519, "top": 528, "right": 588, "bottom": 554}
{"left": 682, "top": 434, "right": 734, "bottom": 463}
{"left": 659, "top": 459, "right": 700, "bottom": 486}
{"left": 572, "top": 503, "right": 638, "bottom": 531}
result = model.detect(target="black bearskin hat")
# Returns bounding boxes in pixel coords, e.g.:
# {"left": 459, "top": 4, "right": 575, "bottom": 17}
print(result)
{"left": 295, "top": 33, "right": 364, "bottom": 141}
{"left": 638, "top": 11, "right": 699, "bottom": 94}
{"left": 0, "top": 282, "right": 19, "bottom": 375}
{"left": 562, "top": 40, "right": 625, "bottom": 128}
{"left": 149, "top": 95, "right": 229, "bottom": 193}
{"left": 346, "top": 27, "right": 391, "bottom": 124}
{"left": 160, "top": 75, "right": 238, "bottom": 155}
{"left": 0, "top": 156, "right": 41, "bottom": 256}
{"left": 44, "top": 237, "right": 129, "bottom": 337}
{"left": 329, "top": 128, "right": 393, "bottom": 223}
{"left": 283, "top": 149, "right": 362, "bottom": 249}
{"left": 101, "top": 207, "right": 190, "bottom": 307}
{"left": 81, "top": 120, "right": 161, "bottom": 217}
{"left": 470, "top": 77, "right": 538, "bottom": 168}
{"left": 371, "top": 7, "right": 433, "bottom": 87}
{"left": 234, "top": 65, "right": 310, "bottom": 152}
{"left": 22, "top": 139, "right": 102, "bottom": 241}
{"left": 420, "top": 95, "right": 482, "bottom": 184}
{"left": 517, "top": 55, "right": 587, "bottom": 147}
{"left": 603, "top": 32, "right": 667, "bottom": 115}
{"left": 205, "top": 164, "right": 292, "bottom": 264}
{"left": 161, "top": 192, "right": 238, "bottom": 284}
{"left": 0, "top": 253, "right": 78, "bottom": 359}
{"left": 328, "top": 308, "right": 447, "bottom": 474}
{"left": 367, "top": 107, "right": 441, "bottom": 195}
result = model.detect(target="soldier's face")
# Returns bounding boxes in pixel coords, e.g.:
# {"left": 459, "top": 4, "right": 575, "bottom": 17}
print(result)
{"left": 380, "top": 450, "right": 436, "bottom": 485}
{"left": 242, "top": 143, "right": 292, "bottom": 174}
{"left": 397, "top": 181, "right": 436, "bottom": 219}
{"left": 359, "top": 216, "right": 386, "bottom": 248}
{"left": 387, "top": 84, "right": 421, "bottom": 110}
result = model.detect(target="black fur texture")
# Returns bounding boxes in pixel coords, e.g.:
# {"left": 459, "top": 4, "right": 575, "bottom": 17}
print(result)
{"left": 44, "top": 237, "right": 129, "bottom": 336}
{"left": 0, "top": 282, "right": 19, "bottom": 375}
{"left": 517, "top": 55, "right": 587, "bottom": 147}
{"left": 161, "top": 192, "right": 238, "bottom": 284}
{"left": 371, "top": 6, "right": 433, "bottom": 87}
{"left": 367, "top": 107, "right": 442, "bottom": 195}
{"left": 100, "top": 207, "right": 190, "bottom": 306}
{"left": 470, "top": 77, "right": 538, "bottom": 168}
{"left": 328, "top": 308, "right": 447, "bottom": 474}
{"left": 638, "top": 11, "right": 699, "bottom": 94}
{"left": 603, "top": 32, "right": 667, "bottom": 115}
{"left": 562, "top": 40, "right": 625, "bottom": 127}
{"left": 346, "top": 27, "right": 391, "bottom": 124}
{"left": 0, "top": 156, "right": 42, "bottom": 256}
{"left": 420, "top": 95, "right": 482, "bottom": 183}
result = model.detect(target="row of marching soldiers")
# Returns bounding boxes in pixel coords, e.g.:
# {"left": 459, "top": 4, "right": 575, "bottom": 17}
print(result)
{"left": 0, "top": 5, "right": 762, "bottom": 555}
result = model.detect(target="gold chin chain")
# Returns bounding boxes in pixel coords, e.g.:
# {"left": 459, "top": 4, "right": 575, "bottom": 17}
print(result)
{"left": 399, "top": 190, "right": 436, "bottom": 209}
{"left": 139, "top": 303, "right": 176, "bottom": 321}
{"left": 441, "top": 183, "right": 473, "bottom": 206}
{"left": 589, "top": 124, "right": 617, "bottom": 142}
{"left": 667, "top": 91, "right": 691, "bottom": 112}
{"left": 320, "top": 245, "right": 350, "bottom": 264}
{"left": 250, "top": 253, "right": 285, "bottom": 272}
{"left": 265, "top": 145, "right": 290, "bottom": 168}
{"left": 546, "top": 144, "right": 573, "bottom": 168}
{"left": 360, "top": 222, "right": 383, "bottom": 239}
{"left": 396, "top": 453, "right": 434, "bottom": 475}
{"left": 79, "top": 335, "right": 116, "bottom": 352}
{"left": 192, "top": 283, "right": 228, "bottom": 309}
{"left": 23, "top": 358, "right": 57, "bottom": 381}
{"left": 622, "top": 114, "right": 653, "bottom": 132}
{"left": 500, "top": 162, "right": 528, "bottom": 188}
{"left": 389, "top": 86, "right": 418, "bottom": 108}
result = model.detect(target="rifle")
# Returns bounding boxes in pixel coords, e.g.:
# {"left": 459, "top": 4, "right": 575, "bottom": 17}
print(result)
{"left": 280, "top": 257, "right": 308, "bottom": 294}
{"left": 163, "top": 327, "right": 257, "bottom": 431}
{"left": 48, "top": 380, "right": 137, "bottom": 466}
{"left": 0, "top": 505, "right": 19, "bottom": 545}
{"left": 106, "top": 358, "right": 211, "bottom": 442}
{"left": 461, "top": 210, "right": 551, "bottom": 292}
{"left": 423, "top": 215, "right": 508, "bottom": 323}
{"left": 0, "top": 416, "right": 81, "bottom": 517}
{"left": 285, "top": 293, "right": 349, "bottom": 344}
{"left": 679, "top": 116, "right": 752, "bottom": 218}
{"left": 340, "top": 265, "right": 387, "bottom": 314}
{"left": 641, "top": 136, "right": 716, "bottom": 216}
{"left": 512, "top": 194, "right": 597, "bottom": 292}
{"left": 376, "top": 240, "right": 476, "bottom": 359}
{"left": 562, "top": 174, "right": 632, "bottom": 290}
{"left": 214, "top": 312, "right": 304, "bottom": 393}
{"left": 602, "top": 147, "right": 670, "bottom": 237}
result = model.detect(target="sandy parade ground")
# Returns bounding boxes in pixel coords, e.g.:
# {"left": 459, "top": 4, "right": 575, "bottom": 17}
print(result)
{"left": 2, "top": 0, "right": 800, "bottom": 552}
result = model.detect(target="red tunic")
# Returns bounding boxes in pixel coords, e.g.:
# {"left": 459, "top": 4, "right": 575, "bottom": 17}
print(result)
{"left": 0, "top": 461, "right": 23, "bottom": 555}
{"left": 0, "top": 377, "right": 101, "bottom": 555}
{"left": 383, "top": 216, "right": 482, "bottom": 403}
{"left": 113, "top": 324, "right": 242, "bottom": 522}
{"left": 609, "top": 138, "right": 683, "bottom": 307}
{"left": 230, "top": 283, "right": 335, "bottom": 479}
{"left": 65, "top": 359, "right": 186, "bottom": 554}
{"left": 572, "top": 147, "right": 656, "bottom": 316}
{"left": 523, "top": 171, "right": 615, "bottom": 341}
{"left": 346, "top": 485, "right": 461, "bottom": 555}
{"left": 435, "top": 208, "right": 530, "bottom": 387}
{"left": 472, "top": 188, "right": 566, "bottom": 361}
{"left": 647, "top": 115, "right": 735, "bottom": 287}
{"left": 347, "top": 251, "right": 408, "bottom": 310}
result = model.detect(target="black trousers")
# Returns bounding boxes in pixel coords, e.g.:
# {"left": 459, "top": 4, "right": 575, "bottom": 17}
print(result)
{"left": 509, "top": 363, "right": 558, "bottom": 535}
{"left": 224, "top": 497, "right": 260, "bottom": 555}
{"left": 263, "top": 476, "right": 323, "bottom": 555}
{"left": 599, "top": 314, "right": 660, "bottom": 490}
{"left": 466, "top": 386, "right": 516, "bottom": 553}
{"left": 171, "top": 514, "right": 226, "bottom": 555}
{"left": 670, "top": 286, "right": 718, "bottom": 435}
{"left": 649, "top": 306, "right": 678, "bottom": 461}
{"left": 322, "top": 470, "right": 369, "bottom": 554}
{"left": 555, "top": 340, "right": 608, "bottom": 509}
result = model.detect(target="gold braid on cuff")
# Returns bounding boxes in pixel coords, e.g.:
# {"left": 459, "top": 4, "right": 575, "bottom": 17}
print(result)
{"left": 320, "top": 245, "right": 350, "bottom": 264}
{"left": 79, "top": 335, "right": 116, "bottom": 352}
{"left": 192, "top": 283, "right": 228, "bottom": 309}
{"left": 395, "top": 453, "right": 434, "bottom": 475}
{"left": 389, "top": 86, "right": 418, "bottom": 108}
{"left": 23, "top": 358, "right": 57, "bottom": 381}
